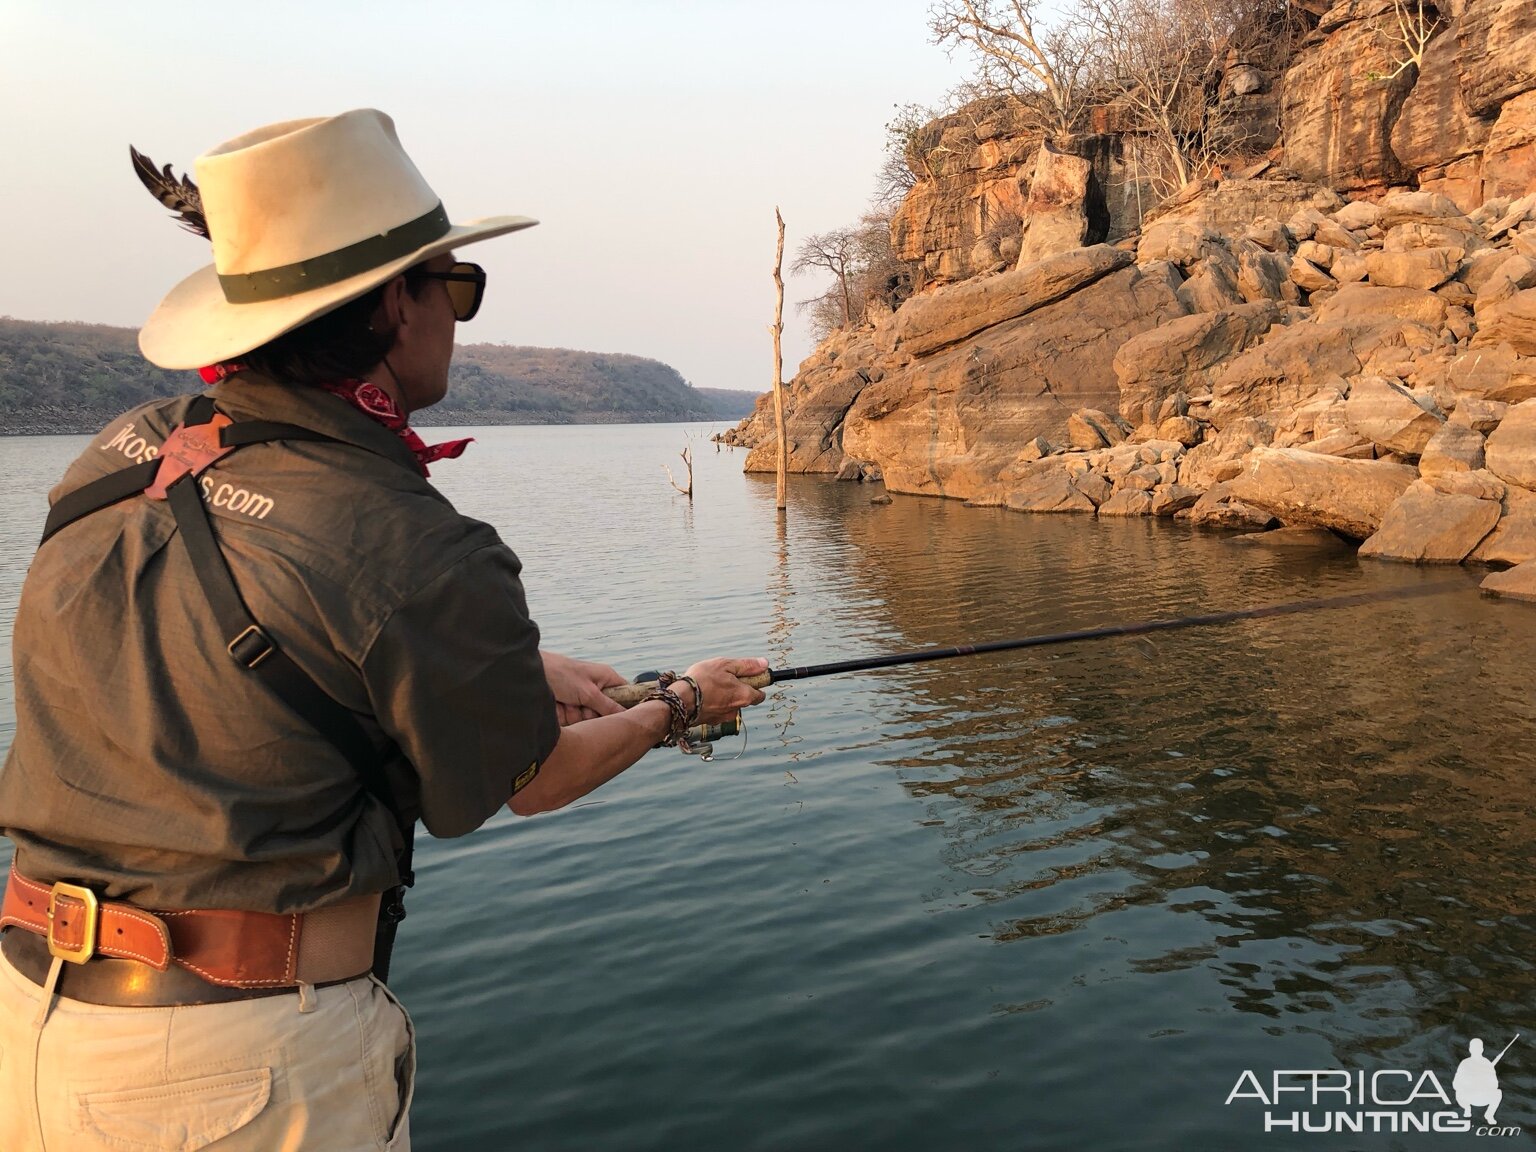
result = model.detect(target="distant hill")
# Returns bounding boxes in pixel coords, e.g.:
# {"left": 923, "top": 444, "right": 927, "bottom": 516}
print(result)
{"left": 0, "top": 317, "right": 757, "bottom": 434}
{"left": 695, "top": 387, "right": 760, "bottom": 419}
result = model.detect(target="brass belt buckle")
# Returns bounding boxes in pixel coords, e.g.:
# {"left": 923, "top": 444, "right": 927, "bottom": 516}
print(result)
{"left": 47, "top": 882, "right": 101, "bottom": 964}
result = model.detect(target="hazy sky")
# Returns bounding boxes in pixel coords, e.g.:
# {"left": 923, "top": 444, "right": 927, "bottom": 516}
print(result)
{"left": 0, "top": 1, "right": 967, "bottom": 393}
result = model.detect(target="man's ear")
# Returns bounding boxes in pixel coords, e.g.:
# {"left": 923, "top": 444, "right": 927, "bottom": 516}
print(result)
{"left": 374, "top": 275, "right": 410, "bottom": 336}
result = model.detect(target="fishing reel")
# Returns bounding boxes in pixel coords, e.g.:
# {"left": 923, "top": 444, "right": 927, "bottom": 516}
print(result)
{"left": 630, "top": 670, "right": 747, "bottom": 762}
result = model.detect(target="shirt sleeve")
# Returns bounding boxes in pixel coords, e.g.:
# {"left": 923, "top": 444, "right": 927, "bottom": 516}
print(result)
{"left": 362, "top": 543, "right": 560, "bottom": 838}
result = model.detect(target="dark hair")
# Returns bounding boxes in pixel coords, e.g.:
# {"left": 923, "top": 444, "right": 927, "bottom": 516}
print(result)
{"left": 235, "top": 272, "right": 429, "bottom": 386}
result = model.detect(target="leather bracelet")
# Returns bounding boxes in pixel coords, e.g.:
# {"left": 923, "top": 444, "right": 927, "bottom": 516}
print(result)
{"left": 643, "top": 687, "right": 689, "bottom": 747}
{"left": 675, "top": 675, "right": 702, "bottom": 726}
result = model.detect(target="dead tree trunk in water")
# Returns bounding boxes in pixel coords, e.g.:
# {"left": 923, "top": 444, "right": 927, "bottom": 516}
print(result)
{"left": 662, "top": 442, "right": 693, "bottom": 501}
{"left": 772, "top": 207, "right": 788, "bottom": 513}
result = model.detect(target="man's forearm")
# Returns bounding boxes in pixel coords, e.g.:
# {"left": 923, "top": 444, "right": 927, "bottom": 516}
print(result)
{"left": 507, "top": 698, "right": 673, "bottom": 815}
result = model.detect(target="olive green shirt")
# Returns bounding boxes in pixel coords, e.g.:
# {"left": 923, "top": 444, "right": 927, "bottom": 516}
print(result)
{"left": 0, "top": 373, "right": 559, "bottom": 913}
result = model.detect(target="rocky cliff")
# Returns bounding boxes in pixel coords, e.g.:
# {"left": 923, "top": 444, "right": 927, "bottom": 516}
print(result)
{"left": 726, "top": 0, "right": 1536, "bottom": 601}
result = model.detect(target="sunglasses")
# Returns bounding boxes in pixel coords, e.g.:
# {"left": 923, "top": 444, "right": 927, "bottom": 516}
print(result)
{"left": 407, "top": 261, "right": 486, "bottom": 322}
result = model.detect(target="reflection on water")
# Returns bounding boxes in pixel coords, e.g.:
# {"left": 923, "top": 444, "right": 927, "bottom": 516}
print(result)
{"left": 0, "top": 425, "right": 1531, "bottom": 1150}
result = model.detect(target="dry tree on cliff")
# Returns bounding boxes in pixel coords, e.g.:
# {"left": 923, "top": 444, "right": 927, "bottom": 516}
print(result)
{"left": 793, "top": 211, "right": 911, "bottom": 341}
{"left": 928, "top": 0, "right": 1098, "bottom": 143}
{"left": 792, "top": 228, "right": 859, "bottom": 335}
{"left": 1368, "top": 0, "right": 1441, "bottom": 81}
{"left": 1077, "top": 0, "right": 1273, "bottom": 199}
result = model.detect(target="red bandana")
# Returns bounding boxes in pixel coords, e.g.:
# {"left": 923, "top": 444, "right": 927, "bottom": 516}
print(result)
{"left": 198, "top": 364, "right": 472, "bottom": 477}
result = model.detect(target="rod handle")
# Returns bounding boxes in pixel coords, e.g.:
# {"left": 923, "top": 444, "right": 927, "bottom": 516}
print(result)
{"left": 603, "top": 671, "right": 772, "bottom": 708}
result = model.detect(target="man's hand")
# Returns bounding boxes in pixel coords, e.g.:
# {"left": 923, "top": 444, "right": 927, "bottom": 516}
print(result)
{"left": 540, "top": 651, "right": 627, "bottom": 726}
{"left": 673, "top": 657, "right": 769, "bottom": 726}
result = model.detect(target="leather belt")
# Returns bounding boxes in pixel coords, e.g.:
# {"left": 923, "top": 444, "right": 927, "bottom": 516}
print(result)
{"left": 1, "top": 930, "right": 300, "bottom": 1006}
{"left": 0, "top": 865, "right": 379, "bottom": 1001}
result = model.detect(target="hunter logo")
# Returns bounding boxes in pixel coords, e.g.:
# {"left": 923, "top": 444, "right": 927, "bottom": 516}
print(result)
{"left": 1225, "top": 1034, "right": 1522, "bottom": 1136}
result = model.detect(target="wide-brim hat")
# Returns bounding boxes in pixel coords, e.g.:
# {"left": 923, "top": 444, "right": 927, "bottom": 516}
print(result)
{"left": 138, "top": 109, "right": 536, "bottom": 370}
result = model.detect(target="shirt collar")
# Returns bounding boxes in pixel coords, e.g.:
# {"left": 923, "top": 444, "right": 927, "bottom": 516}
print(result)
{"left": 205, "top": 371, "right": 424, "bottom": 476}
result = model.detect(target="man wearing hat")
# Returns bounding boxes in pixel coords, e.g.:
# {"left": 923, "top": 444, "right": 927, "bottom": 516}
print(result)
{"left": 0, "top": 109, "right": 767, "bottom": 1150}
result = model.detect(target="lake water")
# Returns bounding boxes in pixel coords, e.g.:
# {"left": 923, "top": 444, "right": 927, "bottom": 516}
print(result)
{"left": 1, "top": 422, "right": 1533, "bottom": 1151}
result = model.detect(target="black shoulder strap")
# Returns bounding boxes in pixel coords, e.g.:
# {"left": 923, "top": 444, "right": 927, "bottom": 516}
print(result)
{"left": 40, "top": 460, "right": 161, "bottom": 547}
{"left": 221, "top": 420, "right": 344, "bottom": 447}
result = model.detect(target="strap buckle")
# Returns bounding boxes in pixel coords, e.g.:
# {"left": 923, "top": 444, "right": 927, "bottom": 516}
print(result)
{"left": 228, "top": 625, "right": 275, "bottom": 669}
{"left": 47, "top": 882, "right": 101, "bottom": 964}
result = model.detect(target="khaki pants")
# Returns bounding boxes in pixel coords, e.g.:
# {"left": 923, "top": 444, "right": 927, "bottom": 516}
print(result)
{"left": 0, "top": 938, "right": 414, "bottom": 1151}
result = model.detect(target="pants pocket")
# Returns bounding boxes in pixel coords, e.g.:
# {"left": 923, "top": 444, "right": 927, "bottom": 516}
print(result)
{"left": 75, "top": 1067, "right": 272, "bottom": 1152}
{"left": 371, "top": 978, "right": 416, "bottom": 1150}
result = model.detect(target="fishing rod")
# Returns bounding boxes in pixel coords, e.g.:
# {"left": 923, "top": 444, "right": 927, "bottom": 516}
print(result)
{"left": 606, "top": 579, "right": 1463, "bottom": 752}
{"left": 1492, "top": 1034, "right": 1520, "bottom": 1067}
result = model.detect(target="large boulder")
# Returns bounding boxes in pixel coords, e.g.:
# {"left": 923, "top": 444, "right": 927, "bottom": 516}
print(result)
{"left": 1315, "top": 283, "right": 1449, "bottom": 329}
{"left": 1358, "top": 480, "right": 1502, "bottom": 562}
{"left": 1099, "top": 489, "right": 1156, "bottom": 516}
{"left": 1208, "top": 316, "right": 1434, "bottom": 427}
{"left": 1345, "top": 375, "right": 1445, "bottom": 456}
{"left": 1137, "top": 221, "right": 1224, "bottom": 267}
{"left": 1003, "top": 462, "right": 1100, "bottom": 514}
{"left": 1473, "top": 255, "right": 1536, "bottom": 310}
{"left": 1237, "top": 246, "right": 1296, "bottom": 303}
{"left": 1016, "top": 143, "right": 1100, "bottom": 266}
{"left": 1472, "top": 288, "right": 1536, "bottom": 355}
{"left": 1226, "top": 447, "right": 1417, "bottom": 538}
{"left": 1419, "top": 420, "right": 1487, "bottom": 475}
{"left": 844, "top": 262, "right": 1186, "bottom": 500}
{"left": 1364, "top": 248, "right": 1461, "bottom": 290}
{"left": 1485, "top": 398, "right": 1536, "bottom": 488}
{"left": 887, "top": 244, "right": 1134, "bottom": 358}
{"left": 1376, "top": 191, "right": 1476, "bottom": 231}
{"left": 1067, "top": 408, "right": 1130, "bottom": 448}
{"left": 1440, "top": 345, "right": 1536, "bottom": 404}
{"left": 1113, "top": 302, "right": 1285, "bottom": 425}
{"left": 1280, "top": 0, "right": 1417, "bottom": 195}
{"left": 1179, "top": 253, "right": 1247, "bottom": 311}
{"left": 1481, "top": 561, "right": 1536, "bottom": 601}
{"left": 1470, "top": 484, "right": 1536, "bottom": 565}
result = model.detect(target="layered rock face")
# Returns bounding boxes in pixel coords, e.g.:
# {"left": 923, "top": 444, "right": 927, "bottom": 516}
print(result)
{"left": 1285, "top": 0, "right": 1536, "bottom": 204}
{"left": 842, "top": 249, "right": 1184, "bottom": 499}
{"left": 888, "top": 100, "right": 1042, "bottom": 287}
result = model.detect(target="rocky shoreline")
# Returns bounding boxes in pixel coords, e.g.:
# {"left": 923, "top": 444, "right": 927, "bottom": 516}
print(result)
{"left": 725, "top": 184, "right": 1536, "bottom": 602}
{"left": 724, "top": 0, "right": 1536, "bottom": 604}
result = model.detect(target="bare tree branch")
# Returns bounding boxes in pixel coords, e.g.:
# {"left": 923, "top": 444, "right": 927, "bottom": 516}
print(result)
{"left": 928, "top": 0, "right": 1097, "bottom": 141}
